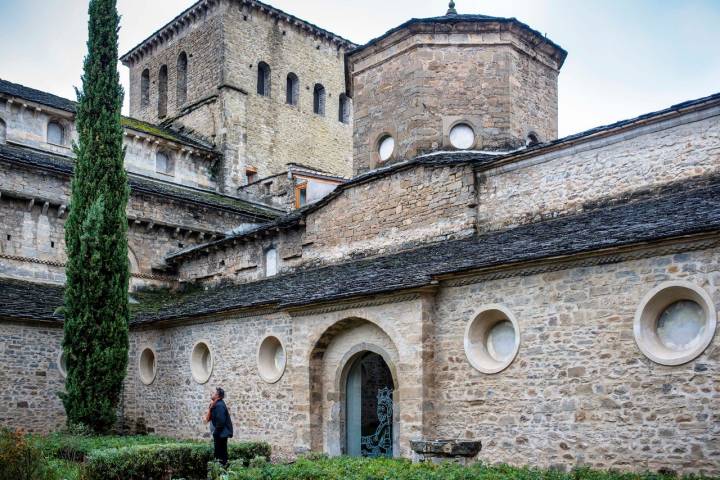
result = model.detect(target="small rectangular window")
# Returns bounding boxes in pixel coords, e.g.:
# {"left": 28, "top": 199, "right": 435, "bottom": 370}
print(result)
{"left": 265, "top": 248, "right": 278, "bottom": 277}
{"left": 295, "top": 183, "right": 308, "bottom": 208}
{"left": 246, "top": 167, "right": 258, "bottom": 184}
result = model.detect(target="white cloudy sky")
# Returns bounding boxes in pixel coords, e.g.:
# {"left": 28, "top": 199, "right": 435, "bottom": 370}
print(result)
{"left": 1, "top": 0, "right": 718, "bottom": 137}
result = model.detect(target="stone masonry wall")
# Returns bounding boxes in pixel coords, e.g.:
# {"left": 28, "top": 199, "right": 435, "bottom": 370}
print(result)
{"left": 222, "top": 5, "right": 352, "bottom": 180}
{"left": 431, "top": 245, "right": 720, "bottom": 474}
{"left": 124, "top": 312, "right": 296, "bottom": 456}
{"left": 125, "top": 1, "right": 353, "bottom": 192}
{"left": 477, "top": 110, "right": 720, "bottom": 231}
{"left": 303, "top": 164, "right": 477, "bottom": 263}
{"left": 0, "top": 162, "right": 259, "bottom": 284}
{"left": 2, "top": 244, "right": 718, "bottom": 474}
{"left": 349, "top": 27, "right": 561, "bottom": 174}
{"left": 127, "top": 7, "right": 223, "bottom": 128}
{"left": 0, "top": 98, "right": 75, "bottom": 157}
{"left": 0, "top": 322, "right": 66, "bottom": 433}
{"left": 0, "top": 95, "right": 218, "bottom": 190}
{"left": 176, "top": 162, "right": 477, "bottom": 283}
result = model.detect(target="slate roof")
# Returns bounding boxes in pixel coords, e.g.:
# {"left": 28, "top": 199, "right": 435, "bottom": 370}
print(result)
{"left": 4, "top": 176, "right": 719, "bottom": 325}
{"left": 0, "top": 143, "right": 282, "bottom": 219}
{"left": 0, "top": 78, "right": 213, "bottom": 151}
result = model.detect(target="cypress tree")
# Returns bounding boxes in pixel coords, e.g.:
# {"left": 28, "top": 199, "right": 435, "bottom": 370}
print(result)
{"left": 61, "top": 0, "right": 129, "bottom": 433}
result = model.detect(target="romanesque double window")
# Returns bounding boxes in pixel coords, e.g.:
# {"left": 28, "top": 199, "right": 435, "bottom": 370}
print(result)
{"left": 313, "top": 84, "right": 325, "bottom": 116}
{"left": 286, "top": 72, "right": 299, "bottom": 106}
{"left": 257, "top": 62, "right": 271, "bottom": 97}
{"left": 47, "top": 121, "right": 65, "bottom": 145}
{"left": 158, "top": 65, "right": 168, "bottom": 118}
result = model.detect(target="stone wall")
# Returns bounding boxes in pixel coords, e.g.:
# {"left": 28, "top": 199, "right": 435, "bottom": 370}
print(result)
{"left": 222, "top": 5, "right": 352, "bottom": 180}
{"left": 477, "top": 109, "right": 720, "bottom": 231}
{"left": 2, "top": 242, "right": 718, "bottom": 474}
{"left": 0, "top": 98, "right": 76, "bottom": 156}
{"left": 430, "top": 244, "right": 719, "bottom": 474}
{"left": 176, "top": 163, "right": 477, "bottom": 282}
{"left": 0, "top": 161, "right": 262, "bottom": 285}
{"left": 348, "top": 23, "right": 563, "bottom": 174}
{"left": 127, "top": 7, "right": 223, "bottom": 128}
{"left": 0, "top": 94, "right": 218, "bottom": 190}
{"left": 0, "top": 322, "right": 66, "bottom": 433}
{"left": 302, "top": 164, "right": 477, "bottom": 263}
{"left": 124, "top": 1, "right": 353, "bottom": 191}
{"left": 124, "top": 311, "right": 296, "bottom": 455}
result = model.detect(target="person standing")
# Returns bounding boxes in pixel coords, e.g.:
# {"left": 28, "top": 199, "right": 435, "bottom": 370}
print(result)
{"left": 204, "top": 387, "right": 233, "bottom": 465}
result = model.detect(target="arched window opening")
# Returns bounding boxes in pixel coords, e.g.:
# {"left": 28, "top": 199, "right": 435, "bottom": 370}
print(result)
{"left": 313, "top": 84, "right": 325, "bottom": 116}
{"left": 47, "top": 121, "right": 64, "bottom": 145}
{"left": 338, "top": 94, "right": 350, "bottom": 124}
{"left": 155, "top": 151, "right": 174, "bottom": 176}
{"left": 0, "top": 118, "right": 6, "bottom": 144}
{"left": 158, "top": 65, "right": 168, "bottom": 118}
{"left": 286, "top": 73, "right": 299, "bottom": 106}
{"left": 526, "top": 132, "right": 540, "bottom": 146}
{"left": 257, "top": 62, "right": 271, "bottom": 97}
{"left": 140, "top": 69, "right": 150, "bottom": 108}
{"left": 176, "top": 52, "right": 188, "bottom": 106}
{"left": 265, "top": 247, "right": 278, "bottom": 277}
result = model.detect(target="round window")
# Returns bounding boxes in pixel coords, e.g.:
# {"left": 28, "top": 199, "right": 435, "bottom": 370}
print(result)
{"left": 449, "top": 123, "right": 475, "bottom": 149}
{"left": 464, "top": 305, "right": 520, "bottom": 374}
{"left": 634, "top": 281, "right": 716, "bottom": 365}
{"left": 190, "top": 341, "right": 213, "bottom": 384}
{"left": 378, "top": 135, "right": 395, "bottom": 162}
{"left": 257, "top": 336, "right": 287, "bottom": 383}
{"left": 138, "top": 348, "right": 157, "bottom": 385}
{"left": 58, "top": 351, "right": 67, "bottom": 378}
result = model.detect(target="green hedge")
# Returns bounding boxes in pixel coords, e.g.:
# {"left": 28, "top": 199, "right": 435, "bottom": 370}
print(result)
{"left": 83, "top": 441, "right": 270, "bottom": 480}
{"left": 219, "top": 456, "right": 701, "bottom": 480}
{"left": 32, "top": 433, "right": 181, "bottom": 462}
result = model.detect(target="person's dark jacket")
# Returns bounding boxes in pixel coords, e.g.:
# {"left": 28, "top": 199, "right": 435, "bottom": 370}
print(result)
{"left": 210, "top": 399, "right": 233, "bottom": 439}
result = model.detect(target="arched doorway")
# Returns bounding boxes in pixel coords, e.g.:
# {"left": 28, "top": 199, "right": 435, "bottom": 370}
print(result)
{"left": 345, "top": 351, "right": 394, "bottom": 457}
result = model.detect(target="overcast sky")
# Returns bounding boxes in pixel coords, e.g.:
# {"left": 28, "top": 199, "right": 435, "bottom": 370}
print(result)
{"left": 1, "top": 0, "right": 718, "bottom": 137}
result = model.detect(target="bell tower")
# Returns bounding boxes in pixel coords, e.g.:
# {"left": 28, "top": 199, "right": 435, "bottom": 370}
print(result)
{"left": 347, "top": 3, "right": 567, "bottom": 174}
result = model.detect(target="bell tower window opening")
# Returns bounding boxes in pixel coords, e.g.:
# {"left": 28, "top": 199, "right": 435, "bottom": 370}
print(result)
{"left": 339, "top": 94, "right": 350, "bottom": 124}
{"left": 257, "top": 62, "right": 271, "bottom": 97}
{"left": 140, "top": 69, "right": 150, "bottom": 108}
{"left": 176, "top": 52, "right": 188, "bottom": 106}
{"left": 158, "top": 64, "right": 168, "bottom": 118}
{"left": 286, "top": 73, "right": 299, "bottom": 106}
{"left": 313, "top": 84, "right": 325, "bottom": 116}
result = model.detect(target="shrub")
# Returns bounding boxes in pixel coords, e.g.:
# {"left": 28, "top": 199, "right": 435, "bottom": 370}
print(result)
{"left": 0, "top": 429, "right": 56, "bottom": 480}
{"left": 32, "top": 432, "right": 181, "bottom": 462}
{"left": 83, "top": 441, "right": 270, "bottom": 480}
{"left": 220, "top": 456, "right": 704, "bottom": 480}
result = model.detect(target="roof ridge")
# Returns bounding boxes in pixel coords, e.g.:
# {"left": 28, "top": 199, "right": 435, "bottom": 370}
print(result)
{"left": 120, "top": 0, "right": 357, "bottom": 64}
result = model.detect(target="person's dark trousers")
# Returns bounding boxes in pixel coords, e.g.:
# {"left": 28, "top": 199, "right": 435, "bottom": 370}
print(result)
{"left": 214, "top": 436, "right": 228, "bottom": 466}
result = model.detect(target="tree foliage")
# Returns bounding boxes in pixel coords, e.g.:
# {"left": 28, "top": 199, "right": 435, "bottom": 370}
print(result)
{"left": 61, "top": 0, "right": 129, "bottom": 433}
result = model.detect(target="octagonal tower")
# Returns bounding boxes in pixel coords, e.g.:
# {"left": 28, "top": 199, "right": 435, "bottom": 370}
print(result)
{"left": 347, "top": 3, "right": 567, "bottom": 174}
